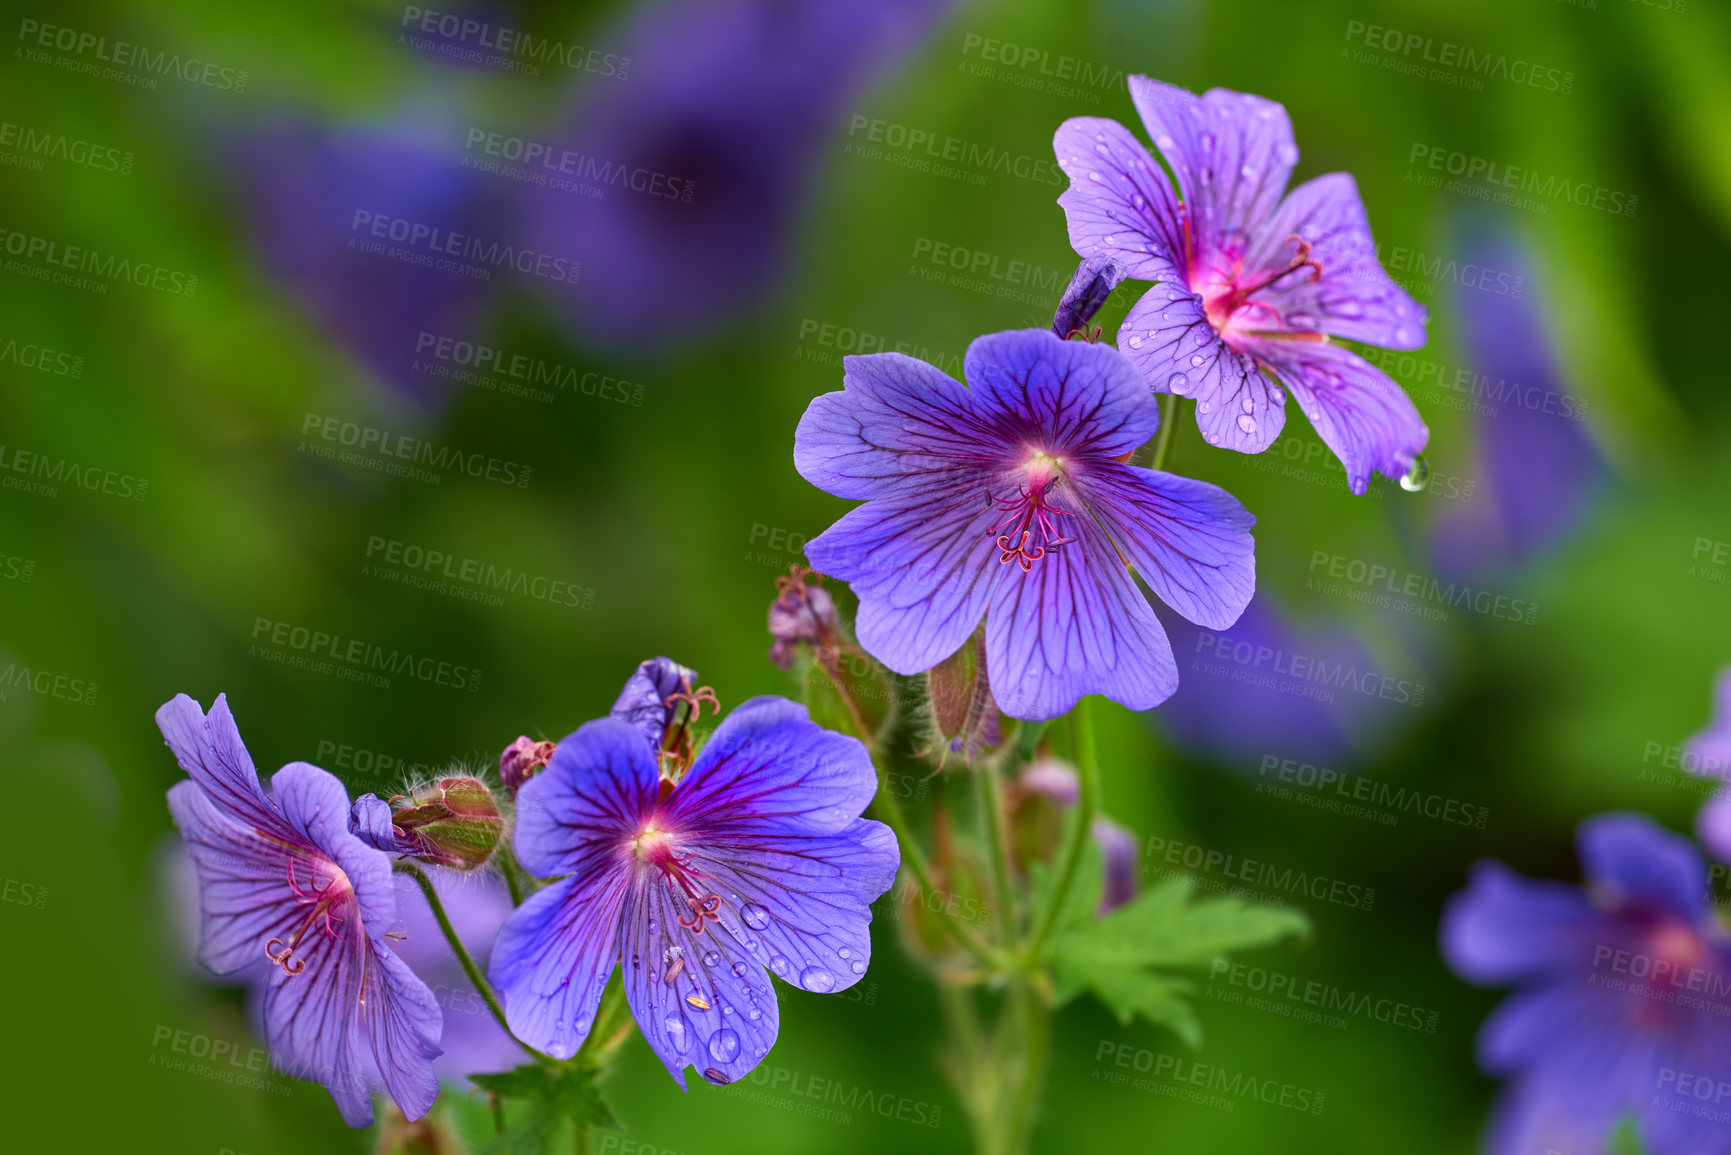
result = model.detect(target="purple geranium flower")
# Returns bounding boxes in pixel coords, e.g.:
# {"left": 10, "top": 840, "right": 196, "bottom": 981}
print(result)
{"left": 1442, "top": 813, "right": 1731, "bottom": 1155}
{"left": 487, "top": 696, "right": 897, "bottom": 1084}
{"left": 795, "top": 327, "right": 1256, "bottom": 721}
{"left": 1054, "top": 77, "right": 1428, "bottom": 493}
{"left": 159, "top": 694, "right": 441, "bottom": 1126}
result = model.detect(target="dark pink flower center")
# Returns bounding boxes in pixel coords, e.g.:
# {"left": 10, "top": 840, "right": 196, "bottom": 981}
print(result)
{"left": 266, "top": 854, "right": 354, "bottom": 977}
{"left": 1189, "top": 234, "right": 1326, "bottom": 349}
{"left": 989, "top": 452, "right": 1076, "bottom": 572}
{"left": 634, "top": 824, "right": 723, "bottom": 934}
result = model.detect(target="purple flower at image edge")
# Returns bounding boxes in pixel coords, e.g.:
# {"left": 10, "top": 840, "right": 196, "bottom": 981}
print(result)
{"left": 486, "top": 697, "right": 897, "bottom": 1085}
{"left": 796, "top": 328, "right": 1256, "bottom": 721}
{"left": 1054, "top": 76, "right": 1428, "bottom": 493}
{"left": 159, "top": 694, "right": 441, "bottom": 1126}
{"left": 1442, "top": 813, "right": 1731, "bottom": 1154}
{"left": 1687, "top": 669, "right": 1731, "bottom": 863}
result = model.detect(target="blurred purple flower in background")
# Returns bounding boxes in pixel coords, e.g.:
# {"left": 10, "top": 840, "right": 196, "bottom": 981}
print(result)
{"left": 1054, "top": 77, "right": 1429, "bottom": 492}
{"left": 1442, "top": 813, "right": 1731, "bottom": 1155}
{"left": 233, "top": 111, "right": 495, "bottom": 403}
{"left": 516, "top": 0, "right": 950, "bottom": 345}
{"left": 1430, "top": 223, "right": 1605, "bottom": 580}
{"left": 797, "top": 329, "right": 1257, "bottom": 720}
{"left": 1685, "top": 669, "right": 1731, "bottom": 862}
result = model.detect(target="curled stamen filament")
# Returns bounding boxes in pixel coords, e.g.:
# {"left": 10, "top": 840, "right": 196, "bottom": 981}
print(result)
{"left": 267, "top": 859, "right": 348, "bottom": 976}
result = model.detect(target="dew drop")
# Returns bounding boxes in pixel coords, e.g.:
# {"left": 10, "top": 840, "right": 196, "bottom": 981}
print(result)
{"left": 770, "top": 954, "right": 790, "bottom": 976}
{"left": 1277, "top": 143, "right": 1300, "bottom": 166}
{"left": 733, "top": 962, "right": 750, "bottom": 978}
{"left": 665, "top": 1016, "right": 690, "bottom": 1053}
{"left": 1132, "top": 194, "right": 1147, "bottom": 209}
{"left": 1166, "top": 371, "right": 1188, "bottom": 394}
{"left": 1269, "top": 385, "right": 1285, "bottom": 404}
{"left": 800, "top": 966, "right": 837, "bottom": 993}
{"left": 1237, "top": 414, "right": 1258, "bottom": 435}
{"left": 851, "top": 960, "right": 867, "bottom": 974}
{"left": 1240, "top": 395, "right": 1254, "bottom": 414}
{"left": 574, "top": 1017, "right": 590, "bottom": 1035}
{"left": 1127, "top": 336, "right": 1144, "bottom": 349}
{"left": 1189, "top": 354, "right": 1205, "bottom": 367}
{"left": 708, "top": 1029, "right": 741, "bottom": 1063}
{"left": 1206, "top": 432, "right": 1221, "bottom": 444}
{"left": 1395, "top": 326, "right": 1411, "bottom": 344}
{"left": 548, "top": 1043, "right": 573, "bottom": 1060}
{"left": 747, "top": 1005, "right": 762, "bottom": 1021}
{"left": 703, "top": 950, "right": 721, "bottom": 968}
{"left": 1399, "top": 455, "right": 1431, "bottom": 493}
{"left": 1240, "top": 164, "right": 1257, "bottom": 179}
{"left": 1155, "top": 134, "right": 1175, "bottom": 150}
{"left": 1198, "top": 400, "right": 1212, "bottom": 414}
{"left": 838, "top": 948, "right": 851, "bottom": 960}
{"left": 741, "top": 903, "right": 771, "bottom": 930}
{"left": 1088, "top": 171, "right": 1104, "bottom": 183}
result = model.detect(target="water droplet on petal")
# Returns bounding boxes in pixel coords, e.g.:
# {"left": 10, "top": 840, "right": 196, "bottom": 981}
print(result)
{"left": 1088, "top": 171, "right": 1104, "bottom": 183}
{"left": 1240, "top": 395, "right": 1254, "bottom": 414}
{"left": 1240, "top": 164, "right": 1256, "bottom": 179}
{"left": 1399, "top": 455, "right": 1431, "bottom": 493}
{"left": 741, "top": 903, "right": 771, "bottom": 930}
{"left": 851, "top": 960, "right": 867, "bottom": 974}
{"left": 733, "top": 962, "right": 750, "bottom": 978}
{"left": 1155, "top": 134, "right": 1175, "bottom": 150}
{"left": 708, "top": 1029, "right": 741, "bottom": 1063}
{"left": 1127, "top": 336, "right": 1143, "bottom": 349}
{"left": 1277, "top": 143, "right": 1300, "bottom": 166}
{"left": 1237, "top": 414, "right": 1258, "bottom": 435}
{"left": 575, "top": 1017, "right": 591, "bottom": 1034}
{"left": 548, "top": 1043, "right": 572, "bottom": 1060}
{"left": 1206, "top": 432, "right": 1221, "bottom": 444}
{"left": 1132, "top": 194, "right": 1147, "bottom": 209}
{"left": 703, "top": 950, "right": 720, "bottom": 968}
{"left": 747, "top": 1005, "right": 762, "bottom": 1020}
{"left": 800, "top": 966, "right": 836, "bottom": 993}
{"left": 1395, "top": 326, "right": 1411, "bottom": 344}
{"left": 1198, "top": 400, "right": 1212, "bottom": 414}
{"left": 838, "top": 948, "right": 851, "bottom": 959}
{"left": 665, "top": 1016, "right": 690, "bottom": 1052}
{"left": 1190, "top": 354, "right": 1205, "bottom": 367}
{"left": 770, "top": 955, "right": 790, "bottom": 976}
{"left": 1166, "top": 372, "right": 1188, "bottom": 394}
{"left": 1269, "top": 386, "right": 1285, "bottom": 404}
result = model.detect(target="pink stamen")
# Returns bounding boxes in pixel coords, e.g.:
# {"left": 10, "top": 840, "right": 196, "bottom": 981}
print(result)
{"left": 988, "top": 472, "right": 1075, "bottom": 571}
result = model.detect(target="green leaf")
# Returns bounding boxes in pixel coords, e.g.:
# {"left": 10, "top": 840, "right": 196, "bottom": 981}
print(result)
{"left": 1049, "top": 875, "right": 1308, "bottom": 1046}
{"left": 1029, "top": 823, "right": 1104, "bottom": 939}
{"left": 471, "top": 1064, "right": 618, "bottom": 1155}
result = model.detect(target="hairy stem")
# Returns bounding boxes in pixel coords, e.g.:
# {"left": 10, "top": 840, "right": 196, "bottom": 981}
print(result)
{"left": 978, "top": 759, "right": 1017, "bottom": 948}
{"left": 393, "top": 860, "right": 550, "bottom": 1061}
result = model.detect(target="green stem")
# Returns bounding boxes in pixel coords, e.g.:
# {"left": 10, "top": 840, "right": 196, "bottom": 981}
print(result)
{"left": 1024, "top": 698, "right": 1100, "bottom": 959}
{"left": 1148, "top": 393, "right": 1181, "bottom": 473}
{"left": 500, "top": 852, "right": 526, "bottom": 907}
{"left": 978, "top": 760, "right": 1017, "bottom": 948}
{"left": 870, "top": 775, "right": 1003, "bottom": 970}
{"left": 393, "top": 861, "right": 551, "bottom": 1061}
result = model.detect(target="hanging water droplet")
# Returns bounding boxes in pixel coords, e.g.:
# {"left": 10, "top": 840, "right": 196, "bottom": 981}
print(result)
{"left": 574, "top": 1017, "right": 591, "bottom": 1034}
{"left": 708, "top": 1029, "right": 741, "bottom": 1063}
{"left": 770, "top": 955, "right": 790, "bottom": 976}
{"left": 1206, "top": 432, "right": 1221, "bottom": 444}
{"left": 850, "top": 960, "right": 866, "bottom": 974}
{"left": 703, "top": 950, "right": 720, "bottom": 968}
{"left": 1167, "top": 372, "right": 1188, "bottom": 394}
{"left": 1269, "top": 386, "right": 1285, "bottom": 404}
{"left": 548, "top": 1043, "right": 572, "bottom": 1060}
{"left": 1399, "top": 455, "right": 1431, "bottom": 493}
{"left": 800, "top": 966, "right": 837, "bottom": 993}
{"left": 665, "top": 1016, "right": 690, "bottom": 1053}
{"left": 741, "top": 903, "right": 771, "bottom": 930}
{"left": 1237, "top": 414, "right": 1257, "bottom": 435}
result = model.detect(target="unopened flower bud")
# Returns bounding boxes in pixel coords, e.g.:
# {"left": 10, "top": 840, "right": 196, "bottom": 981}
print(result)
{"left": 768, "top": 566, "right": 841, "bottom": 669}
{"left": 925, "top": 634, "right": 1000, "bottom": 764}
{"left": 1052, "top": 255, "right": 1126, "bottom": 341}
{"left": 499, "top": 736, "right": 556, "bottom": 795}
{"left": 389, "top": 777, "right": 505, "bottom": 871}
{"left": 1009, "top": 757, "right": 1077, "bottom": 868}
{"left": 1092, "top": 817, "right": 1138, "bottom": 914}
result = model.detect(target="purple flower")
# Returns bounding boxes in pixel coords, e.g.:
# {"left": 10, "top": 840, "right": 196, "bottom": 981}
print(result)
{"left": 486, "top": 698, "right": 897, "bottom": 1084}
{"left": 517, "top": 0, "right": 948, "bottom": 346}
{"left": 159, "top": 694, "right": 441, "bottom": 1126}
{"left": 1054, "top": 77, "right": 1428, "bottom": 493}
{"left": 1687, "top": 670, "right": 1731, "bottom": 862}
{"left": 1052, "top": 255, "right": 1128, "bottom": 341}
{"left": 1442, "top": 813, "right": 1731, "bottom": 1155}
{"left": 796, "top": 327, "right": 1256, "bottom": 721}
{"left": 610, "top": 656, "right": 701, "bottom": 750}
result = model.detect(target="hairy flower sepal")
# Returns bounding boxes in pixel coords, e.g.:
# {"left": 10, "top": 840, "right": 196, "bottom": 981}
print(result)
{"left": 925, "top": 633, "right": 1001, "bottom": 766}
{"left": 487, "top": 698, "right": 897, "bottom": 1086}
{"left": 356, "top": 777, "right": 504, "bottom": 871}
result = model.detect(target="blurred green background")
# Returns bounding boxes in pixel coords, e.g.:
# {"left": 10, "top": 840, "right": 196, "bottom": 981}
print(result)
{"left": 3, "top": 0, "right": 1730, "bottom": 1151}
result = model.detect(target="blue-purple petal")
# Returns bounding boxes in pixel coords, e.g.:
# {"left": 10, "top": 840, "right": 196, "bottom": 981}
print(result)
{"left": 488, "top": 872, "right": 633, "bottom": 1062}
{"left": 1053, "top": 116, "right": 1186, "bottom": 283}
{"left": 1440, "top": 860, "right": 1604, "bottom": 986}
{"left": 962, "top": 330, "right": 1161, "bottom": 459}
{"left": 611, "top": 657, "right": 699, "bottom": 752}
{"left": 1578, "top": 813, "right": 1706, "bottom": 923}
{"left": 513, "top": 718, "right": 660, "bottom": 878}
{"left": 157, "top": 694, "right": 284, "bottom": 841}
